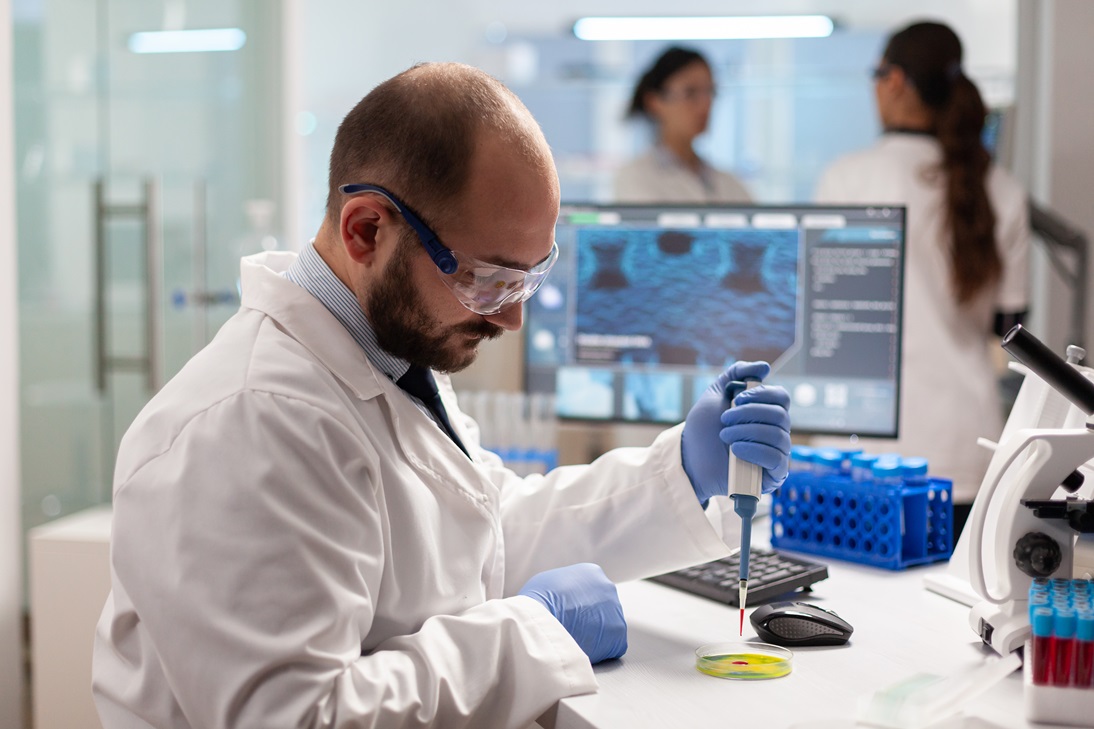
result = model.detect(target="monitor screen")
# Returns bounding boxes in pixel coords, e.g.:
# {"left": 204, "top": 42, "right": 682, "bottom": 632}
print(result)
{"left": 523, "top": 203, "right": 906, "bottom": 437}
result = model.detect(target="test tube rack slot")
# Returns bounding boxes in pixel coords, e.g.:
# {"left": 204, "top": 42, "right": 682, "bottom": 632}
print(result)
{"left": 770, "top": 472, "right": 954, "bottom": 570}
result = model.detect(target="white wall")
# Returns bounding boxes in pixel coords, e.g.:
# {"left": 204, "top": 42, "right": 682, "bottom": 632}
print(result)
{"left": 1, "top": 0, "right": 26, "bottom": 726}
{"left": 1015, "top": 0, "right": 1094, "bottom": 354}
{"left": 1042, "top": 0, "right": 1094, "bottom": 352}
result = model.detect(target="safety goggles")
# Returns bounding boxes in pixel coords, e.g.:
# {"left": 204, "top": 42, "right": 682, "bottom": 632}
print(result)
{"left": 339, "top": 183, "right": 559, "bottom": 316}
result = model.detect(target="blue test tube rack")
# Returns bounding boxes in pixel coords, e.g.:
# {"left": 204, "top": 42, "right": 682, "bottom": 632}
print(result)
{"left": 770, "top": 449, "right": 954, "bottom": 570}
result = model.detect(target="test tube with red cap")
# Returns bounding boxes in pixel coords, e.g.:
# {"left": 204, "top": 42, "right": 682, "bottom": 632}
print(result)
{"left": 1076, "top": 611, "right": 1094, "bottom": 689}
{"left": 1031, "top": 606, "right": 1055, "bottom": 686}
{"left": 1053, "top": 607, "right": 1078, "bottom": 687}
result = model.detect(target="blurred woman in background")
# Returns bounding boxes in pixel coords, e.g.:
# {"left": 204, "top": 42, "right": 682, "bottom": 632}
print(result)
{"left": 614, "top": 46, "right": 751, "bottom": 204}
{"left": 813, "top": 20, "right": 1030, "bottom": 537}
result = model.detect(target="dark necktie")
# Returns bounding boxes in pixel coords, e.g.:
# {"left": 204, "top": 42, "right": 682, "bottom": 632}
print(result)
{"left": 396, "top": 365, "right": 470, "bottom": 458}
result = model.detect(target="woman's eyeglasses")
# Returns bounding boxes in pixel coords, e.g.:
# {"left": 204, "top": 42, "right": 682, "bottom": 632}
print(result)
{"left": 871, "top": 63, "right": 896, "bottom": 81}
{"left": 659, "top": 85, "right": 717, "bottom": 103}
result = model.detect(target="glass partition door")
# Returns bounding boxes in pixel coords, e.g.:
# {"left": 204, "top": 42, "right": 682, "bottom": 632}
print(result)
{"left": 14, "top": 0, "right": 285, "bottom": 537}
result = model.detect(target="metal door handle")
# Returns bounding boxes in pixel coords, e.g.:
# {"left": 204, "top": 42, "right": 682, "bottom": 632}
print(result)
{"left": 143, "top": 178, "right": 162, "bottom": 392}
{"left": 93, "top": 180, "right": 106, "bottom": 393}
{"left": 92, "top": 177, "right": 163, "bottom": 393}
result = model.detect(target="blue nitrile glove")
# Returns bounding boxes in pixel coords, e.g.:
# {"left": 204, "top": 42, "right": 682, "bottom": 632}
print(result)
{"left": 681, "top": 361, "right": 792, "bottom": 506}
{"left": 518, "top": 563, "right": 628, "bottom": 664}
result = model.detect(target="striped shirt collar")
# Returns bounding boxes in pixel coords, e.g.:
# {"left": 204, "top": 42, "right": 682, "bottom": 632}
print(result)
{"left": 282, "top": 241, "right": 410, "bottom": 383}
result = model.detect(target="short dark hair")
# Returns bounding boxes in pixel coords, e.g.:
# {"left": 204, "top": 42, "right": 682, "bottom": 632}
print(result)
{"left": 627, "top": 46, "right": 709, "bottom": 119}
{"left": 325, "top": 63, "right": 544, "bottom": 225}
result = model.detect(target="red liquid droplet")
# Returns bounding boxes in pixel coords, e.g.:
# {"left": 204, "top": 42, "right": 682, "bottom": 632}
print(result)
{"left": 732, "top": 660, "right": 749, "bottom": 665}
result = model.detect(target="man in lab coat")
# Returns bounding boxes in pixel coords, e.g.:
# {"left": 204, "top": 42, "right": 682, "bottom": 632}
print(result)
{"left": 92, "top": 62, "right": 791, "bottom": 728}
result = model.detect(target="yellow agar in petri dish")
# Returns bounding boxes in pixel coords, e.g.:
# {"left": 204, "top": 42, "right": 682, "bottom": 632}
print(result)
{"left": 695, "top": 642, "right": 793, "bottom": 680}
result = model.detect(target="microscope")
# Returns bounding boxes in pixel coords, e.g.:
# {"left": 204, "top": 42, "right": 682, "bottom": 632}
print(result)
{"left": 962, "top": 325, "right": 1094, "bottom": 655}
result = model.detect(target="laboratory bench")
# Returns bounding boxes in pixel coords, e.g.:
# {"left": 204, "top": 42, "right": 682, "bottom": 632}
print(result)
{"left": 541, "top": 552, "right": 1071, "bottom": 729}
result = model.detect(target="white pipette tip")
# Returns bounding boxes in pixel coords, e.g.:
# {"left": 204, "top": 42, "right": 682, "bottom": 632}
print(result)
{"left": 738, "top": 579, "right": 748, "bottom": 635}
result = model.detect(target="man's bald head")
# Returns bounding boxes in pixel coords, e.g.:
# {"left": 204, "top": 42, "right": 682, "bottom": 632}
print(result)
{"left": 326, "top": 62, "right": 554, "bottom": 226}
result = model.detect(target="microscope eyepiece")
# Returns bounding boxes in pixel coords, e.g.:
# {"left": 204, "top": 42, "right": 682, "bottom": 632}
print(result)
{"left": 1002, "top": 324, "right": 1094, "bottom": 416}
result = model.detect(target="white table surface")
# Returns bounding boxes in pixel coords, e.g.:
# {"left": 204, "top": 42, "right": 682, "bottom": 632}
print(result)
{"left": 549, "top": 549, "right": 1076, "bottom": 729}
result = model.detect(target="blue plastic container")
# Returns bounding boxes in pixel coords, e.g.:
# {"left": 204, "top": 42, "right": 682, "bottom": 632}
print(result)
{"left": 837, "top": 447, "right": 864, "bottom": 473}
{"left": 850, "top": 453, "right": 878, "bottom": 482}
{"left": 770, "top": 469, "right": 954, "bottom": 570}
{"left": 871, "top": 459, "right": 904, "bottom": 487}
{"left": 812, "top": 448, "right": 845, "bottom": 477}
{"left": 789, "top": 445, "right": 815, "bottom": 472}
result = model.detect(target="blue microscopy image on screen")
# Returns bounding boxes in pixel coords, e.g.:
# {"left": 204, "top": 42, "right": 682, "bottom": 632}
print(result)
{"left": 689, "top": 369, "right": 723, "bottom": 407}
{"left": 622, "top": 371, "right": 684, "bottom": 422}
{"left": 574, "top": 227, "right": 799, "bottom": 368}
{"left": 555, "top": 367, "right": 615, "bottom": 419}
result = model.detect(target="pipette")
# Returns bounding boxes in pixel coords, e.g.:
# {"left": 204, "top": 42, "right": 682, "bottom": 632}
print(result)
{"left": 728, "top": 378, "right": 764, "bottom": 635}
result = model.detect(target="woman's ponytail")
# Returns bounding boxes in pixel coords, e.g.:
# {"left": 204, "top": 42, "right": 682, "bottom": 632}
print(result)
{"left": 936, "top": 72, "right": 1000, "bottom": 303}
{"left": 884, "top": 22, "right": 1002, "bottom": 304}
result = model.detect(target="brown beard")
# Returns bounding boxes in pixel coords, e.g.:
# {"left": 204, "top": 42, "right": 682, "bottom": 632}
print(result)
{"left": 365, "top": 239, "right": 503, "bottom": 373}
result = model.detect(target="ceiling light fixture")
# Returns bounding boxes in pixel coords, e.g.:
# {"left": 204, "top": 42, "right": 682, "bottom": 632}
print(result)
{"left": 572, "top": 15, "right": 835, "bottom": 41}
{"left": 128, "top": 28, "right": 247, "bottom": 54}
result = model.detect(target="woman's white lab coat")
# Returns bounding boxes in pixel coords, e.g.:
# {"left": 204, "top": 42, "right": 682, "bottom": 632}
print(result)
{"left": 92, "top": 252, "right": 730, "bottom": 729}
{"left": 613, "top": 146, "right": 752, "bottom": 204}
{"left": 812, "top": 133, "right": 1030, "bottom": 501}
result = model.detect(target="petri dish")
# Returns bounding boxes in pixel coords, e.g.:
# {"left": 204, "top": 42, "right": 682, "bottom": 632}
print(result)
{"left": 695, "top": 642, "right": 793, "bottom": 680}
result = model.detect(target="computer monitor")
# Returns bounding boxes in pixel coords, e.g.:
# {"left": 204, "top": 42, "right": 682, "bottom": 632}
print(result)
{"left": 523, "top": 202, "right": 907, "bottom": 437}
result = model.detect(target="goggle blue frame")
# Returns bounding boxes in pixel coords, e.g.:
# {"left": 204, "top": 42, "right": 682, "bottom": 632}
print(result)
{"left": 339, "top": 183, "right": 459, "bottom": 275}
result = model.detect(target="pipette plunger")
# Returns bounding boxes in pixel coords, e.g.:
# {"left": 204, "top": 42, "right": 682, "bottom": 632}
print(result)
{"left": 727, "top": 378, "right": 764, "bottom": 636}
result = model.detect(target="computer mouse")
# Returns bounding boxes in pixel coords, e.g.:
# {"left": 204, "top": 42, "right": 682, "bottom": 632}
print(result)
{"left": 749, "top": 601, "right": 853, "bottom": 647}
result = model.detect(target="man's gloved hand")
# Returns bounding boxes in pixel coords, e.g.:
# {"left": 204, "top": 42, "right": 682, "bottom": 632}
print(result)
{"left": 517, "top": 563, "right": 627, "bottom": 664}
{"left": 681, "top": 361, "right": 791, "bottom": 506}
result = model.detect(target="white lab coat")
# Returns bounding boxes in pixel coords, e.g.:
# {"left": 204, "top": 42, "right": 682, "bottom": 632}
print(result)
{"left": 92, "top": 251, "right": 730, "bottom": 729}
{"left": 812, "top": 133, "right": 1030, "bottom": 501}
{"left": 613, "top": 146, "right": 752, "bottom": 204}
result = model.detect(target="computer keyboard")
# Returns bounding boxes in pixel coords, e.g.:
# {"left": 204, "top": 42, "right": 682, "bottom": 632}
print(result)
{"left": 648, "top": 548, "right": 829, "bottom": 606}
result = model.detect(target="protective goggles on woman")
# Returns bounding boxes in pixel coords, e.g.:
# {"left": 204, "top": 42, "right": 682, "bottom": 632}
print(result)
{"left": 339, "top": 183, "right": 559, "bottom": 316}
